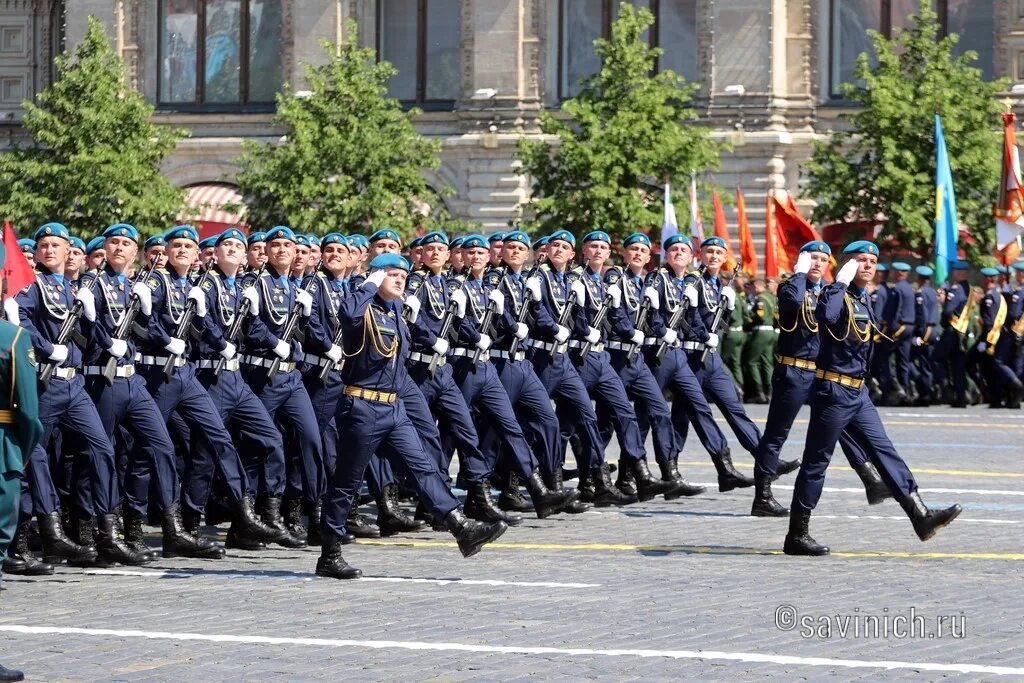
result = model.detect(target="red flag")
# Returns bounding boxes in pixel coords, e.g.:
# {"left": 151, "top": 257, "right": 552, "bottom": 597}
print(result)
{"left": 712, "top": 191, "right": 737, "bottom": 271}
{"left": 767, "top": 189, "right": 821, "bottom": 274}
{"left": 995, "top": 112, "right": 1024, "bottom": 265}
{"left": 764, "top": 194, "right": 780, "bottom": 278}
{"left": 736, "top": 188, "right": 757, "bottom": 277}
{"left": 2, "top": 220, "right": 34, "bottom": 299}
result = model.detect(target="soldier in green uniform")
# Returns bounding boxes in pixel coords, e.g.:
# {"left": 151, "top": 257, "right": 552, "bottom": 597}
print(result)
{"left": 1, "top": 237, "right": 44, "bottom": 683}
{"left": 742, "top": 277, "right": 776, "bottom": 403}
{"left": 720, "top": 273, "right": 747, "bottom": 395}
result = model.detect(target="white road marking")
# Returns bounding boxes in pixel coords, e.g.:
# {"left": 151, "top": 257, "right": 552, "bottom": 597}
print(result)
{"left": 617, "top": 511, "right": 1021, "bottom": 524}
{"left": 0, "top": 625, "right": 1021, "bottom": 676}
{"left": 770, "top": 484, "right": 1024, "bottom": 497}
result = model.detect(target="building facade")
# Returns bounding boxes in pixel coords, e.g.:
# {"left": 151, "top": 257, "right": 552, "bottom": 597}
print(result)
{"left": 0, "top": 0, "right": 1013, "bottom": 248}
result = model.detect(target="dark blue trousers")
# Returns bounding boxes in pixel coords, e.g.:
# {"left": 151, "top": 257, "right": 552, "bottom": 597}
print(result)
{"left": 647, "top": 347, "right": 728, "bottom": 457}
{"left": 565, "top": 350, "right": 644, "bottom": 462}
{"left": 931, "top": 331, "right": 967, "bottom": 401}
{"left": 407, "top": 361, "right": 487, "bottom": 473}
{"left": 371, "top": 373, "right": 448, "bottom": 492}
{"left": 302, "top": 369, "right": 344, "bottom": 478}
{"left": 792, "top": 380, "right": 918, "bottom": 512}
{"left": 486, "top": 357, "right": 561, "bottom": 478}
{"left": 911, "top": 344, "right": 934, "bottom": 397}
{"left": 530, "top": 349, "right": 605, "bottom": 470}
{"left": 602, "top": 351, "right": 676, "bottom": 464}
{"left": 686, "top": 350, "right": 761, "bottom": 453}
{"left": 323, "top": 398, "right": 460, "bottom": 537}
{"left": 85, "top": 374, "right": 179, "bottom": 516}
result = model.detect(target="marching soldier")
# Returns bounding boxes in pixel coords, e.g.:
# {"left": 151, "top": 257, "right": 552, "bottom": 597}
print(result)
{"left": 65, "top": 236, "right": 86, "bottom": 282}
{"left": 487, "top": 231, "right": 505, "bottom": 268}
{"left": 1011, "top": 260, "right": 1024, "bottom": 388}
{"left": 143, "top": 234, "right": 168, "bottom": 270}
{"left": 911, "top": 265, "right": 938, "bottom": 406}
{"left": 85, "top": 237, "right": 106, "bottom": 271}
{"left": 878, "top": 262, "right": 916, "bottom": 405}
{"left": 978, "top": 266, "right": 1024, "bottom": 408}
{"left": 931, "top": 261, "right": 972, "bottom": 407}
{"left": 246, "top": 231, "right": 267, "bottom": 270}
{"left": 17, "top": 239, "right": 35, "bottom": 267}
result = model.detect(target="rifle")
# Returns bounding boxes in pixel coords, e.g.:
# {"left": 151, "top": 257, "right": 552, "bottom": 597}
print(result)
{"left": 578, "top": 291, "right": 612, "bottom": 362}
{"left": 318, "top": 275, "right": 346, "bottom": 383}
{"left": 101, "top": 256, "right": 159, "bottom": 384}
{"left": 699, "top": 261, "right": 742, "bottom": 364}
{"left": 626, "top": 292, "right": 651, "bottom": 363}
{"left": 266, "top": 263, "right": 322, "bottom": 385}
{"left": 214, "top": 263, "right": 265, "bottom": 381}
{"left": 39, "top": 259, "right": 107, "bottom": 387}
{"left": 427, "top": 276, "right": 469, "bottom": 377}
{"left": 163, "top": 260, "right": 215, "bottom": 380}
{"left": 472, "top": 286, "right": 497, "bottom": 364}
{"left": 654, "top": 271, "right": 690, "bottom": 362}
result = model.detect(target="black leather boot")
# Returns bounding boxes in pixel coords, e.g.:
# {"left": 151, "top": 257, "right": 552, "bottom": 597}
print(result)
{"left": 465, "top": 482, "right": 523, "bottom": 526}
{"left": 853, "top": 461, "right": 893, "bottom": 506}
{"left": 123, "top": 506, "right": 160, "bottom": 561}
{"left": 2, "top": 522, "right": 53, "bottom": 576}
{"left": 751, "top": 478, "right": 788, "bottom": 517}
{"left": 710, "top": 448, "right": 755, "bottom": 492}
{"left": 96, "top": 513, "right": 152, "bottom": 565}
{"left": 0, "top": 663, "right": 24, "bottom": 682}
{"left": 283, "top": 497, "right": 308, "bottom": 543}
{"left": 542, "top": 468, "right": 588, "bottom": 514}
{"left": 776, "top": 458, "right": 801, "bottom": 477}
{"left": 576, "top": 468, "right": 596, "bottom": 503}
{"left": 345, "top": 504, "right": 380, "bottom": 540}
{"left": 444, "top": 508, "right": 508, "bottom": 558}
{"left": 614, "top": 464, "right": 638, "bottom": 497}
{"left": 900, "top": 491, "right": 962, "bottom": 541}
{"left": 37, "top": 511, "right": 96, "bottom": 566}
{"left": 591, "top": 464, "right": 638, "bottom": 507}
{"left": 162, "top": 502, "right": 225, "bottom": 559}
{"left": 74, "top": 515, "right": 96, "bottom": 548}
{"left": 783, "top": 508, "right": 829, "bottom": 556}
{"left": 233, "top": 493, "right": 288, "bottom": 544}
{"left": 628, "top": 459, "right": 675, "bottom": 502}
{"left": 523, "top": 471, "right": 572, "bottom": 519}
{"left": 657, "top": 459, "right": 706, "bottom": 500}
{"left": 496, "top": 472, "right": 534, "bottom": 513}
{"left": 306, "top": 500, "right": 325, "bottom": 546}
{"left": 376, "top": 484, "right": 426, "bottom": 536}
{"left": 258, "top": 495, "right": 307, "bottom": 548}
{"left": 315, "top": 532, "right": 363, "bottom": 580}
{"left": 225, "top": 522, "right": 267, "bottom": 551}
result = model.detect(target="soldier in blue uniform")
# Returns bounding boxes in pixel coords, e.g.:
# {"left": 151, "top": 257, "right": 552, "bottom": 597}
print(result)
{"left": 876, "top": 262, "right": 916, "bottom": 405}
{"left": 246, "top": 231, "right": 267, "bottom": 270}
{"left": 198, "top": 236, "right": 218, "bottom": 266}
{"left": 317, "top": 253, "right": 508, "bottom": 579}
{"left": 749, "top": 241, "right": 890, "bottom": 517}
{"left": 911, "top": 265, "right": 939, "bottom": 406}
{"left": 978, "top": 266, "right": 1024, "bottom": 408}
{"left": 17, "top": 239, "right": 35, "bottom": 267}
{"left": 143, "top": 234, "right": 168, "bottom": 271}
{"left": 867, "top": 263, "right": 890, "bottom": 400}
{"left": 487, "top": 231, "right": 506, "bottom": 268}
{"left": 931, "top": 261, "right": 972, "bottom": 407}
{"left": 784, "top": 241, "right": 962, "bottom": 556}
{"left": 1011, "top": 260, "right": 1024, "bottom": 388}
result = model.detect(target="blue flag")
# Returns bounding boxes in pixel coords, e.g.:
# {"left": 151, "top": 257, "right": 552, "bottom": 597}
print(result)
{"left": 934, "top": 114, "right": 958, "bottom": 284}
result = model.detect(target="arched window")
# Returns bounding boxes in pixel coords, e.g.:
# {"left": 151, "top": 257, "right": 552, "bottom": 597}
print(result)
{"left": 377, "top": 0, "right": 461, "bottom": 108}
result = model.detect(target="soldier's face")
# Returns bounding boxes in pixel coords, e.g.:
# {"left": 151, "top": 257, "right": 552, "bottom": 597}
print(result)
{"left": 247, "top": 243, "right": 266, "bottom": 268}
{"left": 422, "top": 243, "right": 449, "bottom": 272}
{"left": 372, "top": 239, "right": 400, "bottom": 255}
{"left": 268, "top": 239, "right": 295, "bottom": 272}
{"left": 167, "top": 239, "right": 198, "bottom": 273}
{"left": 701, "top": 245, "right": 726, "bottom": 272}
{"left": 853, "top": 254, "right": 877, "bottom": 288}
{"left": 87, "top": 249, "right": 106, "bottom": 269}
{"left": 503, "top": 242, "right": 528, "bottom": 268}
{"left": 583, "top": 241, "right": 610, "bottom": 268}
{"left": 411, "top": 245, "right": 424, "bottom": 265}
{"left": 201, "top": 247, "right": 216, "bottom": 265}
{"left": 293, "top": 245, "right": 310, "bottom": 272}
{"left": 546, "top": 239, "right": 574, "bottom": 270}
{"left": 1017, "top": 270, "right": 1024, "bottom": 285}
{"left": 622, "top": 244, "right": 651, "bottom": 271}
{"left": 807, "top": 251, "right": 830, "bottom": 282}
{"left": 35, "top": 237, "right": 69, "bottom": 272}
{"left": 489, "top": 242, "right": 504, "bottom": 264}
{"left": 322, "top": 243, "right": 347, "bottom": 275}
{"left": 666, "top": 244, "right": 692, "bottom": 273}
{"left": 104, "top": 236, "right": 138, "bottom": 271}
{"left": 66, "top": 248, "right": 85, "bottom": 276}
{"left": 146, "top": 246, "right": 167, "bottom": 269}
{"left": 450, "top": 248, "right": 464, "bottom": 269}
{"left": 378, "top": 268, "right": 408, "bottom": 300}
{"left": 465, "top": 247, "right": 489, "bottom": 273}
{"left": 309, "top": 245, "right": 321, "bottom": 266}
{"left": 215, "top": 239, "right": 245, "bottom": 271}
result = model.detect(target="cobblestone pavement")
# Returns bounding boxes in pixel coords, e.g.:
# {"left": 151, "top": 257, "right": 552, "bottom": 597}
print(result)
{"left": 2, "top": 405, "right": 1023, "bottom": 681}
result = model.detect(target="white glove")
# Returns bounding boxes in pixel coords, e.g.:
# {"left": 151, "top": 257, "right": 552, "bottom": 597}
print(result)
{"left": 911, "top": 337, "right": 923, "bottom": 347}
{"left": 570, "top": 279, "right": 586, "bottom": 303}
{"left": 554, "top": 325, "right": 570, "bottom": 343}
{"left": 643, "top": 287, "right": 660, "bottom": 310}
{"left": 220, "top": 342, "right": 236, "bottom": 360}
{"left": 295, "top": 288, "right": 313, "bottom": 316}
{"left": 3, "top": 298, "right": 19, "bottom": 325}
{"left": 432, "top": 337, "right": 450, "bottom": 356}
{"left": 49, "top": 344, "right": 69, "bottom": 363}
{"left": 241, "top": 286, "right": 259, "bottom": 312}
{"left": 475, "top": 334, "right": 492, "bottom": 351}
{"left": 706, "top": 333, "right": 720, "bottom": 348}
{"left": 607, "top": 283, "right": 622, "bottom": 308}
{"left": 488, "top": 289, "right": 505, "bottom": 315}
{"left": 585, "top": 327, "right": 601, "bottom": 344}
{"left": 404, "top": 294, "right": 421, "bottom": 323}
{"left": 165, "top": 337, "right": 186, "bottom": 356}
{"left": 794, "top": 251, "right": 812, "bottom": 275}
{"left": 721, "top": 287, "right": 736, "bottom": 311}
{"left": 325, "top": 344, "right": 342, "bottom": 363}
{"left": 75, "top": 287, "right": 96, "bottom": 322}
{"left": 273, "top": 339, "right": 291, "bottom": 359}
{"left": 525, "top": 277, "right": 543, "bottom": 301}
{"left": 364, "top": 270, "right": 387, "bottom": 288}
{"left": 631, "top": 329, "right": 645, "bottom": 345}
{"left": 977, "top": 341, "right": 987, "bottom": 353}
{"left": 451, "top": 288, "right": 468, "bottom": 318}
{"left": 683, "top": 285, "right": 699, "bottom": 307}
{"left": 836, "top": 259, "right": 859, "bottom": 286}
{"left": 187, "top": 288, "right": 207, "bottom": 317}
{"left": 514, "top": 322, "right": 529, "bottom": 340}
{"left": 131, "top": 282, "right": 153, "bottom": 316}
{"left": 660, "top": 329, "right": 678, "bottom": 345}
{"left": 107, "top": 338, "right": 128, "bottom": 359}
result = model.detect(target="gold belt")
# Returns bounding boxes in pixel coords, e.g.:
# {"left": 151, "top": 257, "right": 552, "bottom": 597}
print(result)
{"left": 0, "top": 409, "right": 12, "bottom": 424}
{"left": 777, "top": 355, "right": 817, "bottom": 371}
{"left": 344, "top": 385, "right": 397, "bottom": 404}
{"left": 814, "top": 369, "right": 864, "bottom": 390}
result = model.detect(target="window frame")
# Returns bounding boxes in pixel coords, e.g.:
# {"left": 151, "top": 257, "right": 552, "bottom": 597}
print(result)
{"left": 376, "top": 0, "right": 460, "bottom": 111}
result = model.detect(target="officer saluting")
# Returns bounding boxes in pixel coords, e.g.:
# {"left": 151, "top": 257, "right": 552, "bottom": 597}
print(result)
{"left": 785, "top": 241, "right": 962, "bottom": 556}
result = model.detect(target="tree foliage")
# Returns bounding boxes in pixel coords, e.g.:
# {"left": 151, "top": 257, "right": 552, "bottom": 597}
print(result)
{"left": 516, "top": 3, "right": 722, "bottom": 243}
{"left": 0, "top": 16, "right": 186, "bottom": 237}
{"left": 802, "top": 0, "right": 1007, "bottom": 260}
{"left": 235, "top": 25, "right": 459, "bottom": 238}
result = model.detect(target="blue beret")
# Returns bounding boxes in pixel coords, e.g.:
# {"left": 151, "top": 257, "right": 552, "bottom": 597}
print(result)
{"left": 68, "top": 236, "right": 86, "bottom": 252}
{"left": 532, "top": 236, "right": 549, "bottom": 251}
{"left": 410, "top": 236, "right": 423, "bottom": 248}
{"left": 420, "top": 231, "right": 449, "bottom": 247}
{"left": 307, "top": 235, "right": 321, "bottom": 247}
{"left": 247, "top": 231, "right": 267, "bottom": 246}
{"left": 87, "top": 236, "right": 107, "bottom": 254}
{"left": 461, "top": 234, "right": 488, "bottom": 250}
{"left": 997, "top": 265, "right": 1009, "bottom": 275}
{"left": 800, "top": 240, "right": 831, "bottom": 255}
{"left": 449, "top": 236, "right": 466, "bottom": 248}
{"left": 488, "top": 231, "right": 506, "bottom": 243}
{"left": 369, "top": 228, "right": 401, "bottom": 245}
{"left": 583, "top": 230, "right": 611, "bottom": 244}
{"left": 102, "top": 223, "right": 140, "bottom": 244}
{"left": 700, "top": 236, "right": 727, "bottom": 250}
{"left": 915, "top": 265, "right": 934, "bottom": 277}
{"left": 144, "top": 234, "right": 167, "bottom": 250}
{"left": 216, "top": 228, "right": 247, "bottom": 247}
{"left": 165, "top": 225, "right": 200, "bottom": 243}
{"left": 842, "top": 240, "right": 879, "bottom": 256}
{"left": 34, "top": 222, "right": 70, "bottom": 242}
{"left": 369, "top": 253, "right": 411, "bottom": 272}
{"left": 950, "top": 259, "right": 970, "bottom": 270}
{"left": 663, "top": 234, "right": 692, "bottom": 251}
{"left": 548, "top": 229, "right": 575, "bottom": 248}
{"left": 980, "top": 267, "right": 1000, "bottom": 277}
{"left": 18, "top": 238, "right": 36, "bottom": 251}
{"left": 349, "top": 234, "right": 369, "bottom": 249}
{"left": 198, "top": 236, "right": 219, "bottom": 250}
{"left": 321, "top": 233, "right": 348, "bottom": 248}
{"left": 266, "top": 226, "right": 296, "bottom": 243}
{"left": 892, "top": 262, "right": 911, "bottom": 272}
{"left": 1012, "top": 259, "right": 1024, "bottom": 271}
{"left": 293, "top": 234, "right": 311, "bottom": 247}
{"left": 876, "top": 263, "right": 889, "bottom": 272}
{"left": 503, "top": 230, "right": 531, "bottom": 246}
{"left": 623, "top": 233, "right": 651, "bottom": 248}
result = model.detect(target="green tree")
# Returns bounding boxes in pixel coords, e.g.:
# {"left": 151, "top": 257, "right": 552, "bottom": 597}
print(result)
{"left": 0, "top": 16, "right": 186, "bottom": 237}
{"left": 235, "top": 25, "right": 455, "bottom": 238}
{"left": 516, "top": 3, "right": 721, "bottom": 243}
{"left": 802, "top": 0, "right": 1006, "bottom": 261}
